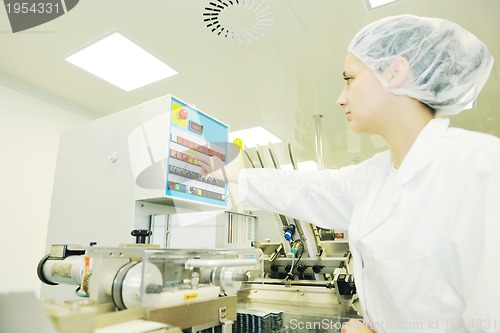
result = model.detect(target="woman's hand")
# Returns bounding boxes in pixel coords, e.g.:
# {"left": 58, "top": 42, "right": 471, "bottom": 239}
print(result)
{"left": 341, "top": 319, "right": 375, "bottom": 333}
{"left": 197, "top": 143, "right": 242, "bottom": 184}
{"left": 198, "top": 155, "right": 226, "bottom": 179}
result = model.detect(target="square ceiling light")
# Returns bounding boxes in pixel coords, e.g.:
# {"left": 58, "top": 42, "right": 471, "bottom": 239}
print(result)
{"left": 364, "top": 0, "right": 402, "bottom": 10}
{"left": 65, "top": 32, "right": 178, "bottom": 91}
{"left": 229, "top": 126, "right": 282, "bottom": 148}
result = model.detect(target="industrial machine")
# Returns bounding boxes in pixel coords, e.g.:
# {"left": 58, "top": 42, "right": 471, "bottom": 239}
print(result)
{"left": 38, "top": 244, "right": 262, "bottom": 333}
{"left": 40, "top": 94, "right": 360, "bottom": 332}
{"left": 37, "top": 239, "right": 358, "bottom": 333}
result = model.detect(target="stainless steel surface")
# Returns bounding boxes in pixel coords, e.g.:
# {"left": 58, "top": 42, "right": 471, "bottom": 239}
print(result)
{"left": 146, "top": 296, "right": 237, "bottom": 330}
{"left": 237, "top": 283, "right": 362, "bottom": 332}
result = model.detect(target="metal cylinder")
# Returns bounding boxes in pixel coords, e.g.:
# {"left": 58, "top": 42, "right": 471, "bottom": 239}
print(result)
{"left": 211, "top": 267, "right": 247, "bottom": 295}
{"left": 313, "top": 114, "right": 324, "bottom": 170}
{"left": 185, "top": 258, "right": 258, "bottom": 268}
{"left": 38, "top": 255, "right": 84, "bottom": 286}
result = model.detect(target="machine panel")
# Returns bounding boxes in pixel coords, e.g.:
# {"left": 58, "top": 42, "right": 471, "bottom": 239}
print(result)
{"left": 166, "top": 96, "right": 228, "bottom": 207}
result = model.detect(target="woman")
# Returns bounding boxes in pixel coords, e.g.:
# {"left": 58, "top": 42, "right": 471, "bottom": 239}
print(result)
{"left": 204, "top": 14, "right": 499, "bottom": 332}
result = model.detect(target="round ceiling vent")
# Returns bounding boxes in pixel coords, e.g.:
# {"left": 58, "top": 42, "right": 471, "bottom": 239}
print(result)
{"left": 203, "top": 0, "right": 274, "bottom": 42}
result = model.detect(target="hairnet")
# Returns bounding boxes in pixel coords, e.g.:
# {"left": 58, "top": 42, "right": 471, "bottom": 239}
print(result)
{"left": 348, "top": 14, "right": 494, "bottom": 115}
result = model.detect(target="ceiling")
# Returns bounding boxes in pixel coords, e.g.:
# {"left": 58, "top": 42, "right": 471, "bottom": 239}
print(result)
{"left": 1, "top": 0, "right": 499, "bottom": 168}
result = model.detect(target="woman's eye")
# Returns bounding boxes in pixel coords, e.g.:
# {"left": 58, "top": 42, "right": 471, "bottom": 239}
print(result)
{"left": 343, "top": 76, "right": 353, "bottom": 82}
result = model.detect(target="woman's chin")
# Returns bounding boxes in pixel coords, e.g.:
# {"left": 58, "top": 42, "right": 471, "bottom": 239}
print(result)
{"left": 349, "top": 123, "right": 375, "bottom": 135}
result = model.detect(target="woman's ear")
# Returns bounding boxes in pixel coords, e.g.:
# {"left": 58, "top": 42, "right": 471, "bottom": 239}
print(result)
{"left": 385, "top": 56, "right": 410, "bottom": 88}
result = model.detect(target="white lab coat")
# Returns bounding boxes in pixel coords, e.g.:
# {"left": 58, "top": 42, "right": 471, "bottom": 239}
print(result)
{"left": 239, "top": 118, "right": 500, "bottom": 332}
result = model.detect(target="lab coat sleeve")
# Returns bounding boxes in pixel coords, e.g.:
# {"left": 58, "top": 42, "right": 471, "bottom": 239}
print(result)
{"left": 454, "top": 142, "right": 500, "bottom": 331}
{"left": 238, "top": 162, "right": 373, "bottom": 230}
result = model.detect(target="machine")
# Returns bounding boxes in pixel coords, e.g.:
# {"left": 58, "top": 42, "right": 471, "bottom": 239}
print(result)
{"left": 40, "top": 94, "right": 360, "bottom": 332}
{"left": 37, "top": 239, "right": 359, "bottom": 333}
{"left": 38, "top": 244, "right": 262, "bottom": 333}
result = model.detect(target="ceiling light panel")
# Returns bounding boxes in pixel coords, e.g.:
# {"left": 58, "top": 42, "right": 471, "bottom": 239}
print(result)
{"left": 65, "top": 32, "right": 178, "bottom": 91}
{"left": 364, "top": 0, "right": 402, "bottom": 10}
{"left": 229, "top": 126, "right": 282, "bottom": 148}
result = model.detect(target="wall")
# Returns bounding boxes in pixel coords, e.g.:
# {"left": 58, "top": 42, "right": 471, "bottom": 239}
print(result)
{"left": 0, "top": 82, "right": 96, "bottom": 296}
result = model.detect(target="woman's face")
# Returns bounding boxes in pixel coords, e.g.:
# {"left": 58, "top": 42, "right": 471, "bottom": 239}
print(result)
{"left": 336, "top": 53, "right": 389, "bottom": 134}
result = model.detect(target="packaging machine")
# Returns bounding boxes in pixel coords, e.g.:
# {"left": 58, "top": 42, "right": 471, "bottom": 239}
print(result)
{"left": 39, "top": 94, "right": 360, "bottom": 332}
{"left": 38, "top": 244, "right": 261, "bottom": 333}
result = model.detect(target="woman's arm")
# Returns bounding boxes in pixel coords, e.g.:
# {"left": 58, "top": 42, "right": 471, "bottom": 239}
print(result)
{"left": 237, "top": 155, "right": 378, "bottom": 230}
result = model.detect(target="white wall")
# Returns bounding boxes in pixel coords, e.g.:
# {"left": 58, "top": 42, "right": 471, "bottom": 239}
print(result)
{"left": 0, "top": 83, "right": 96, "bottom": 296}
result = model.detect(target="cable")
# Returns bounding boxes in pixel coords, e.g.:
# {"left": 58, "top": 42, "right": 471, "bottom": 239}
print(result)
{"left": 282, "top": 240, "right": 304, "bottom": 282}
{"left": 294, "top": 240, "right": 304, "bottom": 266}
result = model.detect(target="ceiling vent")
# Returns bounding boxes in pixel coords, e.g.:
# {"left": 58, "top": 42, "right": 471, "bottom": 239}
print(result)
{"left": 203, "top": 0, "right": 274, "bottom": 42}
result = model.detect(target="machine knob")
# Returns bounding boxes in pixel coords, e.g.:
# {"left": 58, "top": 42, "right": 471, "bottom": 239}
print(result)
{"left": 270, "top": 264, "right": 279, "bottom": 272}
{"left": 312, "top": 265, "right": 324, "bottom": 273}
{"left": 296, "top": 265, "right": 307, "bottom": 273}
{"left": 131, "top": 229, "right": 152, "bottom": 244}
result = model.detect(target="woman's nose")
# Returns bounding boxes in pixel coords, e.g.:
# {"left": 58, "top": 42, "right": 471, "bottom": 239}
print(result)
{"left": 336, "top": 89, "right": 347, "bottom": 109}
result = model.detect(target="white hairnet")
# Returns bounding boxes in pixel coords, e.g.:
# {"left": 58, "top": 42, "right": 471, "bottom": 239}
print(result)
{"left": 348, "top": 15, "right": 494, "bottom": 115}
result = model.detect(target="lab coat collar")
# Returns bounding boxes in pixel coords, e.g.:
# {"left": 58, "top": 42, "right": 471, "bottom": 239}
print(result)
{"left": 397, "top": 117, "right": 450, "bottom": 184}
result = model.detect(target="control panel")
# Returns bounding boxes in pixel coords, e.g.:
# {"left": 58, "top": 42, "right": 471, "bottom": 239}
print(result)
{"left": 166, "top": 97, "right": 228, "bottom": 207}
